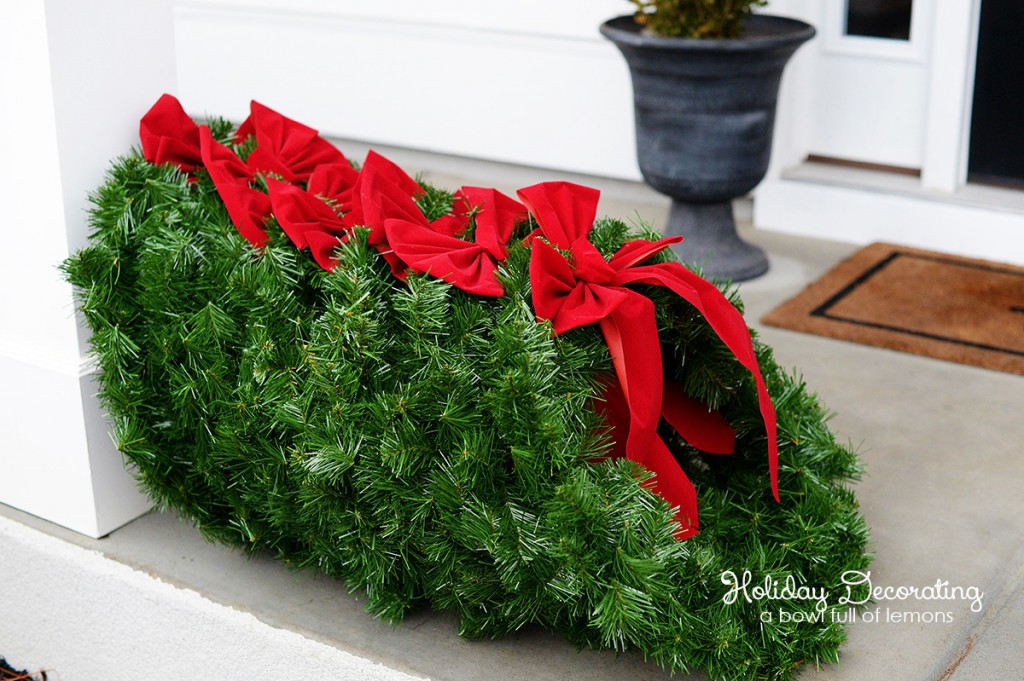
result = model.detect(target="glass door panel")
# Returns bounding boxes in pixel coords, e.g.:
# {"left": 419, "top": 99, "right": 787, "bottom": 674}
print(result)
{"left": 968, "top": 0, "right": 1024, "bottom": 187}
{"left": 845, "top": 0, "right": 914, "bottom": 41}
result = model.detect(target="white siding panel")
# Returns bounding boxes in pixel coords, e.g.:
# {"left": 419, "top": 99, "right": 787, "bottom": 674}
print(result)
{"left": 175, "top": 4, "right": 642, "bottom": 179}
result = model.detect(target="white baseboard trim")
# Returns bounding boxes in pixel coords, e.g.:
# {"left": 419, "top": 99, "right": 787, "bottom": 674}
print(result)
{"left": 0, "top": 353, "right": 149, "bottom": 538}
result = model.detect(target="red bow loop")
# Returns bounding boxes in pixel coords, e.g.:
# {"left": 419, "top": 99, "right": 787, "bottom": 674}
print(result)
{"left": 385, "top": 186, "right": 524, "bottom": 297}
{"left": 385, "top": 219, "right": 503, "bottom": 297}
{"left": 354, "top": 151, "right": 428, "bottom": 234}
{"left": 139, "top": 94, "right": 203, "bottom": 173}
{"left": 237, "top": 101, "right": 348, "bottom": 183}
{"left": 305, "top": 231, "right": 346, "bottom": 272}
{"left": 517, "top": 181, "right": 601, "bottom": 250}
{"left": 429, "top": 213, "right": 469, "bottom": 239}
{"left": 199, "top": 126, "right": 271, "bottom": 247}
{"left": 457, "top": 186, "right": 526, "bottom": 260}
{"left": 609, "top": 236, "right": 683, "bottom": 271}
{"left": 351, "top": 151, "right": 432, "bottom": 277}
{"left": 308, "top": 162, "right": 359, "bottom": 212}
{"left": 267, "top": 178, "right": 349, "bottom": 253}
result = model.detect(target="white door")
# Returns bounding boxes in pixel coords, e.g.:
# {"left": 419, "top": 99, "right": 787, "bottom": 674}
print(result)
{"left": 803, "top": 0, "right": 934, "bottom": 170}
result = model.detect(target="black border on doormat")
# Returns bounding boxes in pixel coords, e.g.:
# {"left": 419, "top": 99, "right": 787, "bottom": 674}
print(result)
{"left": 809, "top": 250, "right": 1024, "bottom": 359}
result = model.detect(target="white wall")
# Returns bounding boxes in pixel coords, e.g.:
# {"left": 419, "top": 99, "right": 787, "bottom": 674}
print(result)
{"left": 173, "top": 0, "right": 641, "bottom": 179}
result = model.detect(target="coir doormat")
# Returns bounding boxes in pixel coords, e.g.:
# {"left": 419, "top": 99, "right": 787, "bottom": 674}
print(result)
{"left": 761, "top": 243, "right": 1024, "bottom": 375}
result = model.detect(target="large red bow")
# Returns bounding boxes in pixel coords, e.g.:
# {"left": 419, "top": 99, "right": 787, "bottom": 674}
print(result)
{"left": 519, "top": 181, "right": 779, "bottom": 537}
{"left": 139, "top": 94, "right": 202, "bottom": 173}
{"left": 199, "top": 126, "right": 272, "bottom": 247}
{"left": 235, "top": 101, "right": 348, "bottom": 184}
{"left": 385, "top": 187, "right": 525, "bottom": 297}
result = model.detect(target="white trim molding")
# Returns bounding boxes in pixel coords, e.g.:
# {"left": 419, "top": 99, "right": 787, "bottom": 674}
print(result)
{"left": 921, "top": 0, "right": 983, "bottom": 193}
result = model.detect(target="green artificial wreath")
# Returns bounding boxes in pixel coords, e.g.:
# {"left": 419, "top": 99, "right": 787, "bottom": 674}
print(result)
{"left": 61, "top": 97, "right": 871, "bottom": 681}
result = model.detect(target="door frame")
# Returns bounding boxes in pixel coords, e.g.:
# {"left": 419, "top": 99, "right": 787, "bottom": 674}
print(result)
{"left": 767, "top": 0, "right": 982, "bottom": 193}
{"left": 757, "top": 0, "right": 1024, "bottom": 266}
{"left": 808, "top": 1, "right": 934, "bottom": 170}
{"left": 919, "top": 0, "right": 983, "bottom": 192}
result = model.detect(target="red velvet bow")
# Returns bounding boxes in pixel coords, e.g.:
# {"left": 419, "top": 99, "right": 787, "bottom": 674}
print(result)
{"left": 519, "top": 181, "right": 779, "bottom": 537}
{"left": 139, "top": 94, "right": 202, "bottom": 173}
{"left": 384, "top": 187, "right": 525, "bottom": 297}
{"left": 352, "top": 151, "right": 472, "bottom": 278}
{"left": 199, "top": 126, "right": 272, "bottom": 247}
{"left": 235, "top": 101, "right": 349, "bottom": 184}
{"left": 267, "top": 178, "right": 352, "bottom": 271}
{"left": 308, "top": 162, "right": 360, "bottom": 213}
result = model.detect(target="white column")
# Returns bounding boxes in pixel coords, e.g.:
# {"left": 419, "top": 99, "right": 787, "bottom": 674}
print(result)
{"left": 0, "top": 0, "right": 176, "bottom": 537}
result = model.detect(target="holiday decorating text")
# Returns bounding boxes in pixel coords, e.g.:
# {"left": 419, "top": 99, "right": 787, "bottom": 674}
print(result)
{"left": 721, "top": 570, "right": 984, "bottom": 624}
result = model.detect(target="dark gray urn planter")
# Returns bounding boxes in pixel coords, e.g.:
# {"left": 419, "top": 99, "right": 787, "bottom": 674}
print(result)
{"left": 601, "top": 15, "right": 815, "bottom": 281}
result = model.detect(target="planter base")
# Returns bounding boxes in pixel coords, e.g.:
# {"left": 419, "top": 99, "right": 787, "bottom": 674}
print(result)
{"left": 665, "top": 200, "right": 769, "bottom": 282}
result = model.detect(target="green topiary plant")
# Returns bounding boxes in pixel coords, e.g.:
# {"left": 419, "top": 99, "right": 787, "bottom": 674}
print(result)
{"left": 629, "top": 0, "right": 768, "bottom": 38}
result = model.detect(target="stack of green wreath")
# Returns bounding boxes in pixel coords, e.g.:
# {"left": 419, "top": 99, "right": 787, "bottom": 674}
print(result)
{"left": 62, "top": 95, "right": 871, "bottom": 680}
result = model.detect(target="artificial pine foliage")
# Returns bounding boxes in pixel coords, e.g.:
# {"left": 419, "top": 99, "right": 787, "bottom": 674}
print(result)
{"left": 62, "top": 100, "right": 871, "bottom": 681}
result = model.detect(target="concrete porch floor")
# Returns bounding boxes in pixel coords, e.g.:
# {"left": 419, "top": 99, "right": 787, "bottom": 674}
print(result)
{"left": 3, "top": 147, "right": 1023, "bottom": 680}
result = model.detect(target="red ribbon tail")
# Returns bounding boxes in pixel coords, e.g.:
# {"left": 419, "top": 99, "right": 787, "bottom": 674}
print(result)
{"left": 597, "top": 294, "right": 699, "bottom": 538}
{"left": 598, "top": 294, "right": 662, "bottom": 466}
{"left": 304, "top": 231, "right": 344, "bottom": 272}
{"left": 616, "top": 264, "right": 780, "bottom": 501}
{"left": 385, "top": 219, "right": 504, "bottom": 296}
{"left": 595, "top": 374, "right": 700, "bottom": 539}
{"left": 645, "top": 437, "right": 700, "bottom": 540}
